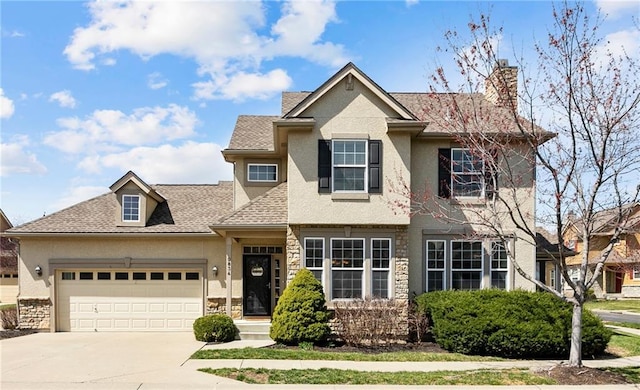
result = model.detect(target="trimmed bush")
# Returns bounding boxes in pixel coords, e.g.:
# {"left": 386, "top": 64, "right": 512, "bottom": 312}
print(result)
{"left": 0, "top": 305, "right": 18, "bottom": 330}
{"left": 270, "top": 268, "right": 331, "bottom": 345}
{"left": 415, "top": 290, "right": 611, "bottom": 359}
{"left": 193, "top": 314, "right": 236, "bottom": 342}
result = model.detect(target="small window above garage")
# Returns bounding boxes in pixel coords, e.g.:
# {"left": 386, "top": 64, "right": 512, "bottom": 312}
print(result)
{"left": 109, "top": 171, "right": 165, "bottom": 227}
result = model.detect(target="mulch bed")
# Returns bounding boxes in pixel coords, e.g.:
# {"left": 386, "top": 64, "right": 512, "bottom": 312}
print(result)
{"left": 0, "top": 329, "right": 37, "bottom": 340}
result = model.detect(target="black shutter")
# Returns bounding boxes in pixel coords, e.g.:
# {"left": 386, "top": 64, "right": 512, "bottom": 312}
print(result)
{"left": 485, "top": 149, "right": 499, "bottom": 199}
{"left": 438, "top": 148, "right": 451, "bottom": 198}
{"left": 318, "top": 140, "right": 332, "bottom": 193}
{"left": 368, "top": 140, "right": 382, "bottom": 193}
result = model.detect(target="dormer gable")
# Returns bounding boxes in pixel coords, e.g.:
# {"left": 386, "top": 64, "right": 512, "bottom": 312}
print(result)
{"left": 283, "top": 62, "right": 418, "bottom": 122}
{"left": 109, "top": 171, "right": 165, "bottom": 227}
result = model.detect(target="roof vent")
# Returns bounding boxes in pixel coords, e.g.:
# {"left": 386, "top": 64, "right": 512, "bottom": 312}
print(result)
{"left": 497, "top": 59, "right": 509, "bottom": 67}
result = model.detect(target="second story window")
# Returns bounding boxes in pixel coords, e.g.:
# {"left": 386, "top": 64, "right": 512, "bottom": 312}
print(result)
{"left": 451, "top": 148, "right": 484, "bottom": 197}
{"left": 333, "top": 140, "right": 367, "bottom": 192}
{"left": 122, "top": 195, "right": 140, "bottom": 222}
{"left": 248, "top": 164, "right": 278, "bottom": 182}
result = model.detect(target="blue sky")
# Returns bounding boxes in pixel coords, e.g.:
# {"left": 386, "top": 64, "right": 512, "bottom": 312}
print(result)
{"left": 1, "top": 0, "right": 638, "bottom": 225}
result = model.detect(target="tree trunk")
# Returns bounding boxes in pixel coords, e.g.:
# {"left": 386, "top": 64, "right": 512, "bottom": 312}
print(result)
{"left": 568, "top": 302, "right": 583, "bottom": 367}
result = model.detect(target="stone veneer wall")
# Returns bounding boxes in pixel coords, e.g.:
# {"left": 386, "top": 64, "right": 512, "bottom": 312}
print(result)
{"left": 18, "top": 298, "right": 51, "bottom": 330}
{"left": 206, "top": 297, "right": 243, "bottom": 319}
{"left": 286, "top": 224, "right": 410, "bottom": 339}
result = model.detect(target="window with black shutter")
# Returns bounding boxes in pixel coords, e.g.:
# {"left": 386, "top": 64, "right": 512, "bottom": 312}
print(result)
{"left": 438, "top": 148, "right": 452, "bottom": 198}
{"left": 368, "top": 140, "right": 382, "bottom": 193}
{"left": 318, "top": 140, "right": 332, "bottom": 193}
{"left": 318, "top": 139, "right": 383, "bottom": 194}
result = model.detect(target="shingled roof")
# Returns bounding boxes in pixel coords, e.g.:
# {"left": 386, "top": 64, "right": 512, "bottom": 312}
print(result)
{"left": 227, "top": 115, "right": 279, "bottom": 151}
{"left": 8, "top": 183, "right": 233, "bottom": 235}
{"left": 213, "top": 182, "right": 288, "bottom": 229}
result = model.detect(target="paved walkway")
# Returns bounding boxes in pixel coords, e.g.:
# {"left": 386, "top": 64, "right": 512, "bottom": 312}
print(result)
{"left": 2, "top": 325, "right": 640, "bottom": 389}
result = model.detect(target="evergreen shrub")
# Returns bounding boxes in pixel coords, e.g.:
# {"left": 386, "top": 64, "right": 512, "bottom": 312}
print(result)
{"left": 193, "top": 314, "right": 236, "bottom": 342}
{"left": 269, "top": 268, "right": 330, "bottom": 345}
{"left": 415, "top": 289, "right": 611, "bottom": 358}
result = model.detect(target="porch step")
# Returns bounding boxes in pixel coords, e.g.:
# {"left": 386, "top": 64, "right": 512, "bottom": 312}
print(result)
{"left": 234, "top": 320, "right": 272, "bottom": 341}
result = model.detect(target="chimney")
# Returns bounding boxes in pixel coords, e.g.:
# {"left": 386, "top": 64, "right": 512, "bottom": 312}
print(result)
{"left": 485, "top": 59, "right": 518, "bottom": 110}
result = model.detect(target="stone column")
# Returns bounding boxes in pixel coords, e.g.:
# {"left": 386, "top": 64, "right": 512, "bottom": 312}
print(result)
{"left": 394, "top": 225, "right": 409, "bottom": 338}
{"left": 286, "top": 225, "right": 301, "bottom": 283}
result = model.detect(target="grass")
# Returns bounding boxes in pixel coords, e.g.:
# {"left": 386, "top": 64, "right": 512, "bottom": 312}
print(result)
{"left": 199, "top": 367, "right": 555, "bottom": 385}
{"left": 0, "top": 304, "right": 16, "bottom": 310}
{"left": 607, "top": 333, "right": 640, "bottom": 357}
{"left": 191, "top": 347, "right": 503, "bottom": 362}
{"left": 585, "top": 299, "right": 640, "bottom": 313}
{"left": 605, "top": 367, "right": 640, "bottom": 383}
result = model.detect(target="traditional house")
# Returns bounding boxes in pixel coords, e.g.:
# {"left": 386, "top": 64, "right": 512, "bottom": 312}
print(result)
{"left": 563, "top": 202, "right": 640, "bottom": 298}
{"left": 7, "top": 62, "right": 544, "bottom": 333}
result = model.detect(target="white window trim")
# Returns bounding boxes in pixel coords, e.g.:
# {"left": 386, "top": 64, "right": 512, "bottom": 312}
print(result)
{"left": 450, "top": 240, "right": 484, "bottom": 290}
{"left": 331, "top": 139, "right": 368, "bottom": 193}
{"left": 371, "top": 238, "right": 392, "bottom": 299}
{"left": 122, "top": 194, "right": 141, "bottom": 222}
{"left": 490, "top": 241, "right": 509, "bottom": 290}
{"left": 247, "top": 163, "right": 278, "bottom": 182}
{"left": 329, "top": 238, "right": 365, "bottom": 300}
{"left": 426, "top": 240, "right": 447, "bottom": 292}
{"left": 550, "top": 268, "right": 557, "bottom": 289}
{"left": 450, "top": 148, "right": 485, "bottom": 199}
{"left": 633, "top": 266, "right": 640, "bottom": 280}
{"left": 303, "top": 237, "right": 325, "bottom": 282}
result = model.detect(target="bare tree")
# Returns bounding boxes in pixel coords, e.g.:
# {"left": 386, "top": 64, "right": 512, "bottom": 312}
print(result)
{"left": 394, "top": 2, "right": 640, "bottom": 367}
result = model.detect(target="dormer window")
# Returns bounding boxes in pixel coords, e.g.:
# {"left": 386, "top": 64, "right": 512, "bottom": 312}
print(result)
{"left": 122, "top": 195, "right": 140, "bottom": 222}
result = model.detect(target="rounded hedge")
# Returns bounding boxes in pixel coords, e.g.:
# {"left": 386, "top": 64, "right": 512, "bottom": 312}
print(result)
{"left": 193, "top": 314, "right": 237, "bottom": 342}
{"left": 269, "top": 268, "right": 331, "bottom": 345}
{"left": 415, "top": 290, "right": 611, "bottom": 359}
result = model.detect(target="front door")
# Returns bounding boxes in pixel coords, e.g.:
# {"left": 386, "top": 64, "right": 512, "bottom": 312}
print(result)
{"left": 243, "top": 255, "right": 271, "bottom": 316}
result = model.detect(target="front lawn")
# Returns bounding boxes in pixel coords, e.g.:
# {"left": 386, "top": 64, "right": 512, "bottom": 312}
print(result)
{"left": 586, "top": 300, "right": 640, "bottom": 313}
{"left": 191, "top": 347, "right": 503, "bottom": 362}
{"left": 607, "top": 333, "right": 640, "bottom": 357}
{"left": 199, "top": 367, "right": 554, "bottom": 385}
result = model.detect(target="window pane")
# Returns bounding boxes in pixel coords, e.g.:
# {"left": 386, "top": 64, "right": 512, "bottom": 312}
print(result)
{"left": 452, "top": 174, "right": 483, "bottom": 197}
{"left": 150, "top": 272, "right": 164, "bottom": 280}
{"left": 185, "top": 272, "right": 199, "bottom": 280}
{"left": 79, "top": 272, "right": 93, "bottom": 280}
{"left": 248, "top": 164, "right": 277, "bottom": 181}
{"left": 451, "top": 241, "right": 482, "bottom": 269}
{"left": 452, "top": 271, "right": 481, "bottom": 290}
{"left": 491, "top": 242, "right": 508, "bottom": 269}
{"left": 132, "top": 272, "right": 146, "bottom": 280}
{"left": 331, "top": 240, "right": 364, "bottom": 268}
{"left": 427, "top": 271, "right": 445, "bottom": 292}
{"left": 332, "top": 270, "right": 362, "bottom": 299}
{"left": 372, "top": 270, "right": 389, "bottom": 298}
{"left": 372, "top": 239, "right": 390, "bottom": 269}
{"left": 168, "top": 272, "right": 181, "bottom": 280}
{"left": 427, "top": 241, "right": 445, "bottom": 269}
{"left": 61, "top": 272, "right": 75, "bottom": 280}
{"left": 122, "top": 195, "right": 140, "bottom": 221}
{"left": 97, "top": 272, "right": 111, "bottom": 280}
{"left": 334, "top": 167, "right": 365, "bottom": 191}
{"left": 491, "top": 271, "right": 507, "bottom": 289}
{"left": 115, "top": 272, "right": 129, "bottom": 280}
{"left": 305, "top": 239, "right": 324, "bottom": 268}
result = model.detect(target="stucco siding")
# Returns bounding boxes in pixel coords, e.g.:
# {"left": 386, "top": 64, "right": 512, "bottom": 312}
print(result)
{"left": 288, "top": 78, "right": 411, "bottom": 225}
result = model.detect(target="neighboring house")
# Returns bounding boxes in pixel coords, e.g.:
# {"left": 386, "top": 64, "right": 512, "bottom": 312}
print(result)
{"left": 563, "top": 202, "right": 640, "bottom": 298}
{"left": 1, "top": 209, "right": 19, "bottom": 304}
{"left": 7, "top": 62, "right": 543, "bottom": 333}
{"left": 535, "top": 228, "right": 575, "bottom": 293}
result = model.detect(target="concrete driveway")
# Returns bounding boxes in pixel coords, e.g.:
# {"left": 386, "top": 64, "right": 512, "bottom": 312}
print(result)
{"left": 0, "top": 332, "right": 236, "bottom": 389}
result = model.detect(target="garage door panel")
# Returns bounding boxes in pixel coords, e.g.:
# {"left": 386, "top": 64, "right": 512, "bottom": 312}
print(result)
{"left": 58, "top": 270, "right": 203, "bottom": 332}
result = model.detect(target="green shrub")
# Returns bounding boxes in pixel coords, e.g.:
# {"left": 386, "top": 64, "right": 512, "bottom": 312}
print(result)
{"left": 270, "top": 268, "right": 331, "bottom": 345}
{"left": 0, "top": 304, "right": 17, "bottom": 330}
{"left": 193, "top": 314, "right": 237, "bottom": 342}
{"left": 415, "top": 290, "right": 611, "bottom": 359}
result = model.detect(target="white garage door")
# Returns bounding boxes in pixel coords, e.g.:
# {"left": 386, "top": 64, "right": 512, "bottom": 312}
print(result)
{"left": 57, "top": 270, "right": 202, "bottom": 332}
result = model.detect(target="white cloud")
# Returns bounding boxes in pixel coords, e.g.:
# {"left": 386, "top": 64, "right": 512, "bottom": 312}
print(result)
{"left": 63, "top": 0, "right": 348, "bottom": 101}
{"left": 193, "top": 68, "right": 292, "bottom": 101}
{"left": 49, "top": 90, "right": 77, "bottom": 108}
{"left": 601, "top": 28, "right": 640, "bottom": 60}
{"left": 0, "top": 89, "right": 15, "bottom": 118}
{"left": 50, "top": 185, "right": 109, "bottom": 212}
{"left": 595, "top": 0, "right": 639, "bottom": 19}
{"left": 9, "top": 30, "right": 25, "bottom": 38}
{"left": 81, "top": 141, "right": 232, "bottom": 183}
{"left": 43, "top": 104, "right": 198, "bottom": 154}
{"left": 0, "top": 135, "right": 47, "bottom": 176}
{"left": 147, "top": 72, "right": 168, "bottom": 90}
{"left": 406, "top": 0, "right": 419, "bottom": 6}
